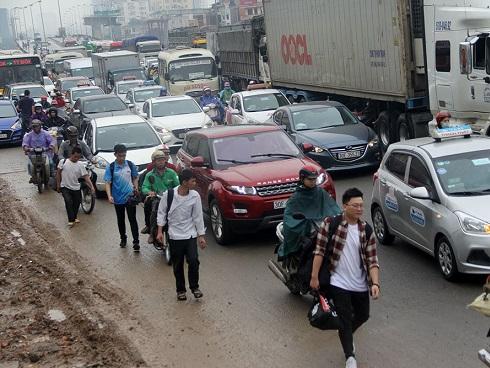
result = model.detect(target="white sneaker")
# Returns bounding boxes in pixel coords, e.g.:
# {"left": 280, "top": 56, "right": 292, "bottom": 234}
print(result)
{"left": 345, "top": 356, "right": 357, "bottom": 368}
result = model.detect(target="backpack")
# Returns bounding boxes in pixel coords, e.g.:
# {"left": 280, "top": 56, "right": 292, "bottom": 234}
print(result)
{"left": 110, "top": 160, "right": 137, "bottom": 180}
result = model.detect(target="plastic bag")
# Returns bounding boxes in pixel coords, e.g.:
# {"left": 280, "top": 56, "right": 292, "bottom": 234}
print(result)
{"left": 468, "top": 292, "right": 490, "bottom": 317}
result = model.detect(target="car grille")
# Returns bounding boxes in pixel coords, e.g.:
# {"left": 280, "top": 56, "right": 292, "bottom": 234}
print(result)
{"left": 256, "top": 182, "right": 298, "bottom": 197}
{"left": 328, "top": 144, "right": 367, "bottom": 162}
{"left": 0, "top": 130, "right": 12, "bottom": 140}
{"left": 171, "top": 127, "right": 201, "bottom": 139}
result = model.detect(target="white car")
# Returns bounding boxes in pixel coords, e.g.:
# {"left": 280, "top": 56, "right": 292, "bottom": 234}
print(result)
{"left": 142, "top": 95, "right": 213, "bottom": 153}
{"left": 83, "top": 114, "right": 163, "bottom": 192}
{"left": 4, "top": 83, "right": 51, "bottom": 104}
{"left": 66, "top": 86, "right": 105, "bottom": 109}
{"left": 225, "top": 89, "right": 290, "bottom": 125}
{"left": 43, "top": 77, "right": 55, "bottom": 94}
{"left": 114, "top": 79, "right": 144, "bottom": 101}
{"left": 124, "top": 85, "right": 166, "bottom": 114}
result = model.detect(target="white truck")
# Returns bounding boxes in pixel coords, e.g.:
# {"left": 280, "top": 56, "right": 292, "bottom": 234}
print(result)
{"left": 63, "top": 58, "right": 94, "bottom": 81}
{"left": 222, "top": 0, "right": 490, "bottom": 150}
{"left": 91, "top": 51, "right": 146, "bottom": 93}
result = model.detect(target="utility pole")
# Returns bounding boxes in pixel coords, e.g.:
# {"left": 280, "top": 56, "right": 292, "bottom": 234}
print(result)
{"left": 57, "top": 0, "right": 64, "bottom": 41}
{"left": 38, "top": 0, "right": 47, "bottom": 43}
{"left": 22, "top": 6, "right": 28, "bottom": 44}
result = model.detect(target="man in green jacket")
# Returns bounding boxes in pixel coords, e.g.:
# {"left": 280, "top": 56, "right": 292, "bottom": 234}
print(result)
{"left": 141, "top": 150, "right": 179, "bottom": 242}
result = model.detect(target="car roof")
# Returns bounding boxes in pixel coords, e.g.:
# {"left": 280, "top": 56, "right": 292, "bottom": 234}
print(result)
{"left": 93, "top": 114, "right": 146, "bottom": 127}
{"left": 9, "top": 83, "right": 43, "bottom": 88}
{"left": 390, "top": 135, "right": 490, "bottom": 158}
{"left": 116, "top": 79, "right": 144, "bottom": 85}
{"left": 148, "top": 95, "right": 194, "bottom": 103}
{"left": 188, "top": 124, "right": 281, "bottom": 139}
{"left": 235, "top": 89, "right": 283, "bottom": 97}
{"left": 79, "top": 94, "right": 122, "bottom": 102}
{"left": 129, "top": 86, "right": 162, "bottom": 92}
{"left": 69, "top": 86, "right": 101, "bottom": 92}
{"left": 58, "top": 76, "right": 89, "bottom": 81}
{"left": 279, "top": 101, "right": 345, "bottom": 112}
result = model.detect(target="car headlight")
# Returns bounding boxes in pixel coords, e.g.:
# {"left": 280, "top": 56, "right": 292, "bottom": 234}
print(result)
{"left": 314, "top": 146, "right": 324, "bottom": 153}
{"left": 227, "top": 185, "right": 257, "bottom": 195}
{"left": 368, "top": 137, "right": 379, "bottom": 148}
{"left": 316, "top": 172, "right": 327, "bottom": 185}
{"left": 10, "top": 120, "right": 21, "bottom": 130}
{"left": 94, "top": 155, "right": 109, "bottom": 169}
{"left": 455, "top": 211, "right": 490, "bottom": 235}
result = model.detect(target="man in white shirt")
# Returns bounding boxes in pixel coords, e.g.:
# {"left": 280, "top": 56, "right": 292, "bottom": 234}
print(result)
{"left": 156, "top": 169, "right": 206, "bottom": 301}
{"left": 56, "top": 146, "right": 95, "bottom": 227}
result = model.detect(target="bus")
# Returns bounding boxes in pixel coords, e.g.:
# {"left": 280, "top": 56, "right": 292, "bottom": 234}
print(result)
{"left": 157, "top": 47, "right": 218, "bottom": 97}
{"left": 0, "top": 54, "right": 43, "bottom": 95}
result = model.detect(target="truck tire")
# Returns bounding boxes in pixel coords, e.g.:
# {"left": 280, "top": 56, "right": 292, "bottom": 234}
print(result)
{"left": 375, "top": 111, "right": 392, "bottom": 152}
{"left": 396, "top": 114, "right": 414, "bottom": 142}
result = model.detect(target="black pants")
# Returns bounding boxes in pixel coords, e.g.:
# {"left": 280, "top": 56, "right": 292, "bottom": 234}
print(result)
{"left": 61, "top": 187, "right": 81, "bottom": 222}
{"left": 329, "top": 285, "right": 370, "bottom": 359}
{"left": 114, "top": 204, "right": 139, "bottom": 243}
{"left": 143, "top": 197, "right": 153, "bottom": 228}
{"left": 169, "top": 238, "right": 199, "bottom": 293}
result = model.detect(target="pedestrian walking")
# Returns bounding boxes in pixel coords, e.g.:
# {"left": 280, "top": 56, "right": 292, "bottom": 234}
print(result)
{"left": 310, "top": 188, "right": 380, "bottom": 368}
{"left": 104, "top": 144, "right": 140, "bottom": 251}
{"left": 56, "top": 146, "right": 95, "bottom": 227}
{"left": 156, "top": 169, "right": 206, "bottom": 301}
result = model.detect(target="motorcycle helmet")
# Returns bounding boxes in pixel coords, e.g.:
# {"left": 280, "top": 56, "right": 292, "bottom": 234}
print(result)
{"left": 66, "top": 126, "right": 78, "bottom": 137}
{"left": 203, "top": 86, "right": 211, "bottom": 93}
{"left": 299, "top": 165, "right": 319, "bottom": 180}
{"left": 48, "top": 107, "right": 58, "bottom": 115}
{"left": 34, "top": 103, "right": 43, "bottom": 110}
{"left": 151, "top": 150, "right": 166, "bottom": 161}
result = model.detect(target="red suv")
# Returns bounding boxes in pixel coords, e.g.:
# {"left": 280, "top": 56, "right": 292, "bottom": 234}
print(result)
{"left": 176, "top": 125, "right": 336, "bottom": 244}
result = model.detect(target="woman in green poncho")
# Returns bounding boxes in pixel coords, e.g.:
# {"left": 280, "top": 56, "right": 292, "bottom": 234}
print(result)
{"left": 280, "top": 166, "right": 341, "bottom": 258}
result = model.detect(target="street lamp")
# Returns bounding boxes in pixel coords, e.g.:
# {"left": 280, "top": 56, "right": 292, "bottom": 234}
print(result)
{"left": 22, "top": 6, "right": 28, "bottom": 44}
{"left": 29, "top": 3, "right": 36, "bottom": 40}
{"left": 57, "top": 0, "right": 64, "bottom": 41}
{"left": 38, "top": 0, "right": 47, "bottom": 43}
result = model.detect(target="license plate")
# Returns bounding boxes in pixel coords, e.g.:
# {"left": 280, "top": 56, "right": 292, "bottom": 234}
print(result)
{"left": 0, "top": 134, "right": 7, "bottom": 139}
{"left": 338, "top": 151, "right": 361, "bottom": 159}
{"left": 273, "top": 199, "right": 288, "bottom": 210}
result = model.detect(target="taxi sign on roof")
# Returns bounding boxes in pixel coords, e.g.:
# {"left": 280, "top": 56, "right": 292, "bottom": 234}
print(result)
{"left": 77, "top": 82, "right": 91, "bottom": 87}
{"left": 430, "top": 124, "right": 472, "bottom": 141}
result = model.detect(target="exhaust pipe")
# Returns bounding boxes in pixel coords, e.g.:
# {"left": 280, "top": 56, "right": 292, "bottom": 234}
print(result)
{"left": 268, "top": 259, "right": 288, "bottom": 284}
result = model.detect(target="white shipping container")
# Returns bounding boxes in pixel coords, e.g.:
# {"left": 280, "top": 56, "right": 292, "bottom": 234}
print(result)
{"left": 264, "top": 0, "right": 411, "bottom": 102}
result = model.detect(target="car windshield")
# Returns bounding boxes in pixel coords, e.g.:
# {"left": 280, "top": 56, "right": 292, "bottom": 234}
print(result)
{"left": 84, "top": 98, "right": 127, "bottom": 113}
{"left": 112, "top": 69, "right": 146, "bottom": 83}
{"left": 96, "top": 122, "right": 160, "bottom": 151}
{"left": 117, "top": 81, "right": 142, "bottom": 94}
{"left": 292, "top": 106, "right": 358, "bottom": 130}
{"left": 72, "top": 88, "right": 103, "bottom": 101}
{"left": 71, "top": 67, "right": 94, "bottom": 79}
{"left": 0, "top": 104, "right": 16, "bottom": 118}
{"left": 434, "top": 149, "right": 490, "bottom": 195}
{"left": 13, "top": 86, "right": 47, "bottom": 98}
{"left": 243, "top": 93, "right": 289, "bottom": 113}
{"left": 168, "top": 57, "right": 217, "bottom": 82}
{"left": 151, "top": 99, "right": 201, "bottom": 117}
{"left": 212, "top": 130, "right": 301, "bottom": 168}
{"left": 61, "top": 79, "right": 89, "bottom": 91}
{"left": 43, "top": 77, "right": 54, "bottom": 86}
{"left": 134, "top": 88, "right": 162, "bottom": 102}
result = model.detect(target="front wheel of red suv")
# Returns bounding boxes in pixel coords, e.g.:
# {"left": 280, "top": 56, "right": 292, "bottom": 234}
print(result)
{"left": 210, "top": 199, "right": 233, "bottom": 245}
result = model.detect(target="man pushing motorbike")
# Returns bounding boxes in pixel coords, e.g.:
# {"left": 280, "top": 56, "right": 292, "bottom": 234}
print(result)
{"left": 58, "top": 126, "right": 93, "bottom": 162}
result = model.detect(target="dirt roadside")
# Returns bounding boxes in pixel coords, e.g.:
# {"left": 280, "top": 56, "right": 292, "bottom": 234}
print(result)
{"left": 0, "top": 179, "right": 147, "bottom": 368}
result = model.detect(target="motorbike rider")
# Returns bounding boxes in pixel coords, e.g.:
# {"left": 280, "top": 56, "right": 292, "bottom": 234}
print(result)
{"left": 199, "top": 86, "right": 224, "bottom": 122}
{"left": 280, "top": 166, "right": 341, "bottom": 260}
{"left": 45, "top": 107, "right": 67, "bottom": 129}
{"left": 219, "top": 81, "right": 235, "bottom": 105}
{"left": 58, "top": 126, "right": 93, "bottom": 161}
{"left": 40, "top": 95, "right": 51, "bottom": 109}
{"left": 22, "top": 119, "right": 55, "bottom": 180}
{"left": 16, "top": 89, "right": 35, "bottom": 135}
{"left": 32, "top": 103, "right": 48, "bottom": 124}
{"left": 140, "top": 150, "right": 180, "bottom": 242}
{"left": 53, "top": 91, "right": 66, "bottom": 108}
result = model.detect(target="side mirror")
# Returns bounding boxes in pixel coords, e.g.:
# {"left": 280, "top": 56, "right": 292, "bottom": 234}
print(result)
{"left": 231, "top": 108, "right": 240, "bottom": 115}
{"left": 202, "top": 106, "right": 210, "bottom": 112}
{"left": 409, "top": 186, "right": 431, "bottom": 200}
{"left": 301, "top": 142, "right": 314, "bottom": 153}
{"left": 459, "top": 42, "right": 472, "bottom": 75}
{"left": 191, "top": 156, "right": 207, "bottom": 168}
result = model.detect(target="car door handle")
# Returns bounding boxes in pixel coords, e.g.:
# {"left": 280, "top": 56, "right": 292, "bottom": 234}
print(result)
{"left": 379, "top": 178, "right": 387, "bottom": 186}
{"left": 402, "top": 192, "right": 410, "bottom": 199}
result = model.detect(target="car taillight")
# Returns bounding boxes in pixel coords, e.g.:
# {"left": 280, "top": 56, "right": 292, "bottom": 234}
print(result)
{"left": 373, "top": 170, "right": 379, "bottom": 185}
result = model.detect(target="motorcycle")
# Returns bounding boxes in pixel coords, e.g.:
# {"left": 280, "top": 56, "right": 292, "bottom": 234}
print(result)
{"left": 268, "top": 213, "right": 321, "bottom": 295}
{"left": 79, "top": 161, "right": 96, "bottom": 214}
{"left": 29, "top": 147, "right": 51, "bottom": 193}
{"left": 203, "top": 103, "right": 222, "bottom": 125}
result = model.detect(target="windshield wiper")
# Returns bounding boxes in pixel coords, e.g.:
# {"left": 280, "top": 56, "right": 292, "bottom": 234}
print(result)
{"left": 250, "top": 153, "right": 297, "bottom": 158}
{"left": 450, "top": 190, "right": 490, "bottom": 196}
{"left": 217, "top": 158, "right": 258, "bottom": 164}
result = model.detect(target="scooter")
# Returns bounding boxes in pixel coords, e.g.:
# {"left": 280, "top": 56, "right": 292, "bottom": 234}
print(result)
{"left": 203, "top": 103, "right": 221, "bottom": 125}
{"left": 268, "top": 213, "right": 321, "bottom": 295}
{"left": 29, "top": 147, "right": 51, "bottom": 193}
{"left": 79, "top": 161, "right": 96, "bottom": 214}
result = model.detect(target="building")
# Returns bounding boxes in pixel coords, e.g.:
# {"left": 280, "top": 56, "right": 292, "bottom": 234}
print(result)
{"left": 0, "top": 8, "right": 14, "bottom": 48}
{"left": 121, "top": 0, "right": 151, "bottom": 36}
{"left": 212, "top": 0, "right": 263, "bottom": 26}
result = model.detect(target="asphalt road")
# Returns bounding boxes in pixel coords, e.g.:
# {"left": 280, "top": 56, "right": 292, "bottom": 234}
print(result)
{"left": 0, "top": 145, "right": 486, "bottom": 368}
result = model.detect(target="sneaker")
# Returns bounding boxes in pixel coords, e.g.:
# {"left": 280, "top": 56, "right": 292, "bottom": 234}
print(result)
{"left": 120, "top": 238, "right": 127, "bottom": 248}
{"left": 191, "top": 288, "right": 203, "bottom": 299}
{"left": 177, "top": 292, "right": 187, "bottom": 301}
{"left": 74, "top": 219, "right": 80, "bottom": 224}
{"left": 133, "top": 242, "right": 140, "bottom": 252}
{"left": 141, "top": 226, "right": 149, "bottom": 234}
{"left": 68, "top": 222, "right": 74, "bottom": 227}
{"left": 345, "top": 357, "right": 357, "bottom": 368}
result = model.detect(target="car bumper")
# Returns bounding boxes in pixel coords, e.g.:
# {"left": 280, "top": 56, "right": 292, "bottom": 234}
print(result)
{"left": 0, "top": 128, "right": 23, "bottom": 146}
{"left": 307, "top": 148, "right": 381, "bottom": 172}
{"left": 451, "top": 230, "right": 490, "bottom": 274}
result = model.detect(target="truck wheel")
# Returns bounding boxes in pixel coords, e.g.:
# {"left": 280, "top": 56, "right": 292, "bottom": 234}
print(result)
{"left": 396, "top": 114, "right": 414, "bottom": 142}
{"left": 375, "top": 111, "right": 391, "bottom": 152}
{"left": 210, "top": 199, "right": 233, "bottom": 245}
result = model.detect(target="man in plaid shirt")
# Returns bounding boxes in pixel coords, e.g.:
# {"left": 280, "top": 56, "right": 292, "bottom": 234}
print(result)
{"left": 310, "top": 188, "right": 380, "bottom": 368}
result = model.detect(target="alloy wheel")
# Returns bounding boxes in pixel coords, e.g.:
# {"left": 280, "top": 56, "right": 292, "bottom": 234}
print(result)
{"left": 438, "top": 241, "right": 453, "bottom": 276}
{"left": 210, "top": 204, "right": 223, "bottom": 239}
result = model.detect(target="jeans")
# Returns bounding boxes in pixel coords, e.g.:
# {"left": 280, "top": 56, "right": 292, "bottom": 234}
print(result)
{"left": 169, "top": 238, "right": 200, "bottom": 293}
{"left": 114, "top": 204, "right": 139, "bottom": 243}
{"left": 61, "top": 187, "right": 81, "bottom": 222}
{"left": 329, "top": 285, "right": 370, "bottom": 359}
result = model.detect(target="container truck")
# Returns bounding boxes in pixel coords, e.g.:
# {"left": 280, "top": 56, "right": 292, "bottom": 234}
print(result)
{"left": 218, "top": 0, "right": 490, "bottom": 150}
{"left": 91, "top": 50, "right": 146, "bottom": 93}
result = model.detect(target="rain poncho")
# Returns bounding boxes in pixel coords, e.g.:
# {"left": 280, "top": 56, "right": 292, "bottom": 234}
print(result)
{"left": 280, "top": 185, "right": 341, "bottom": 258}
